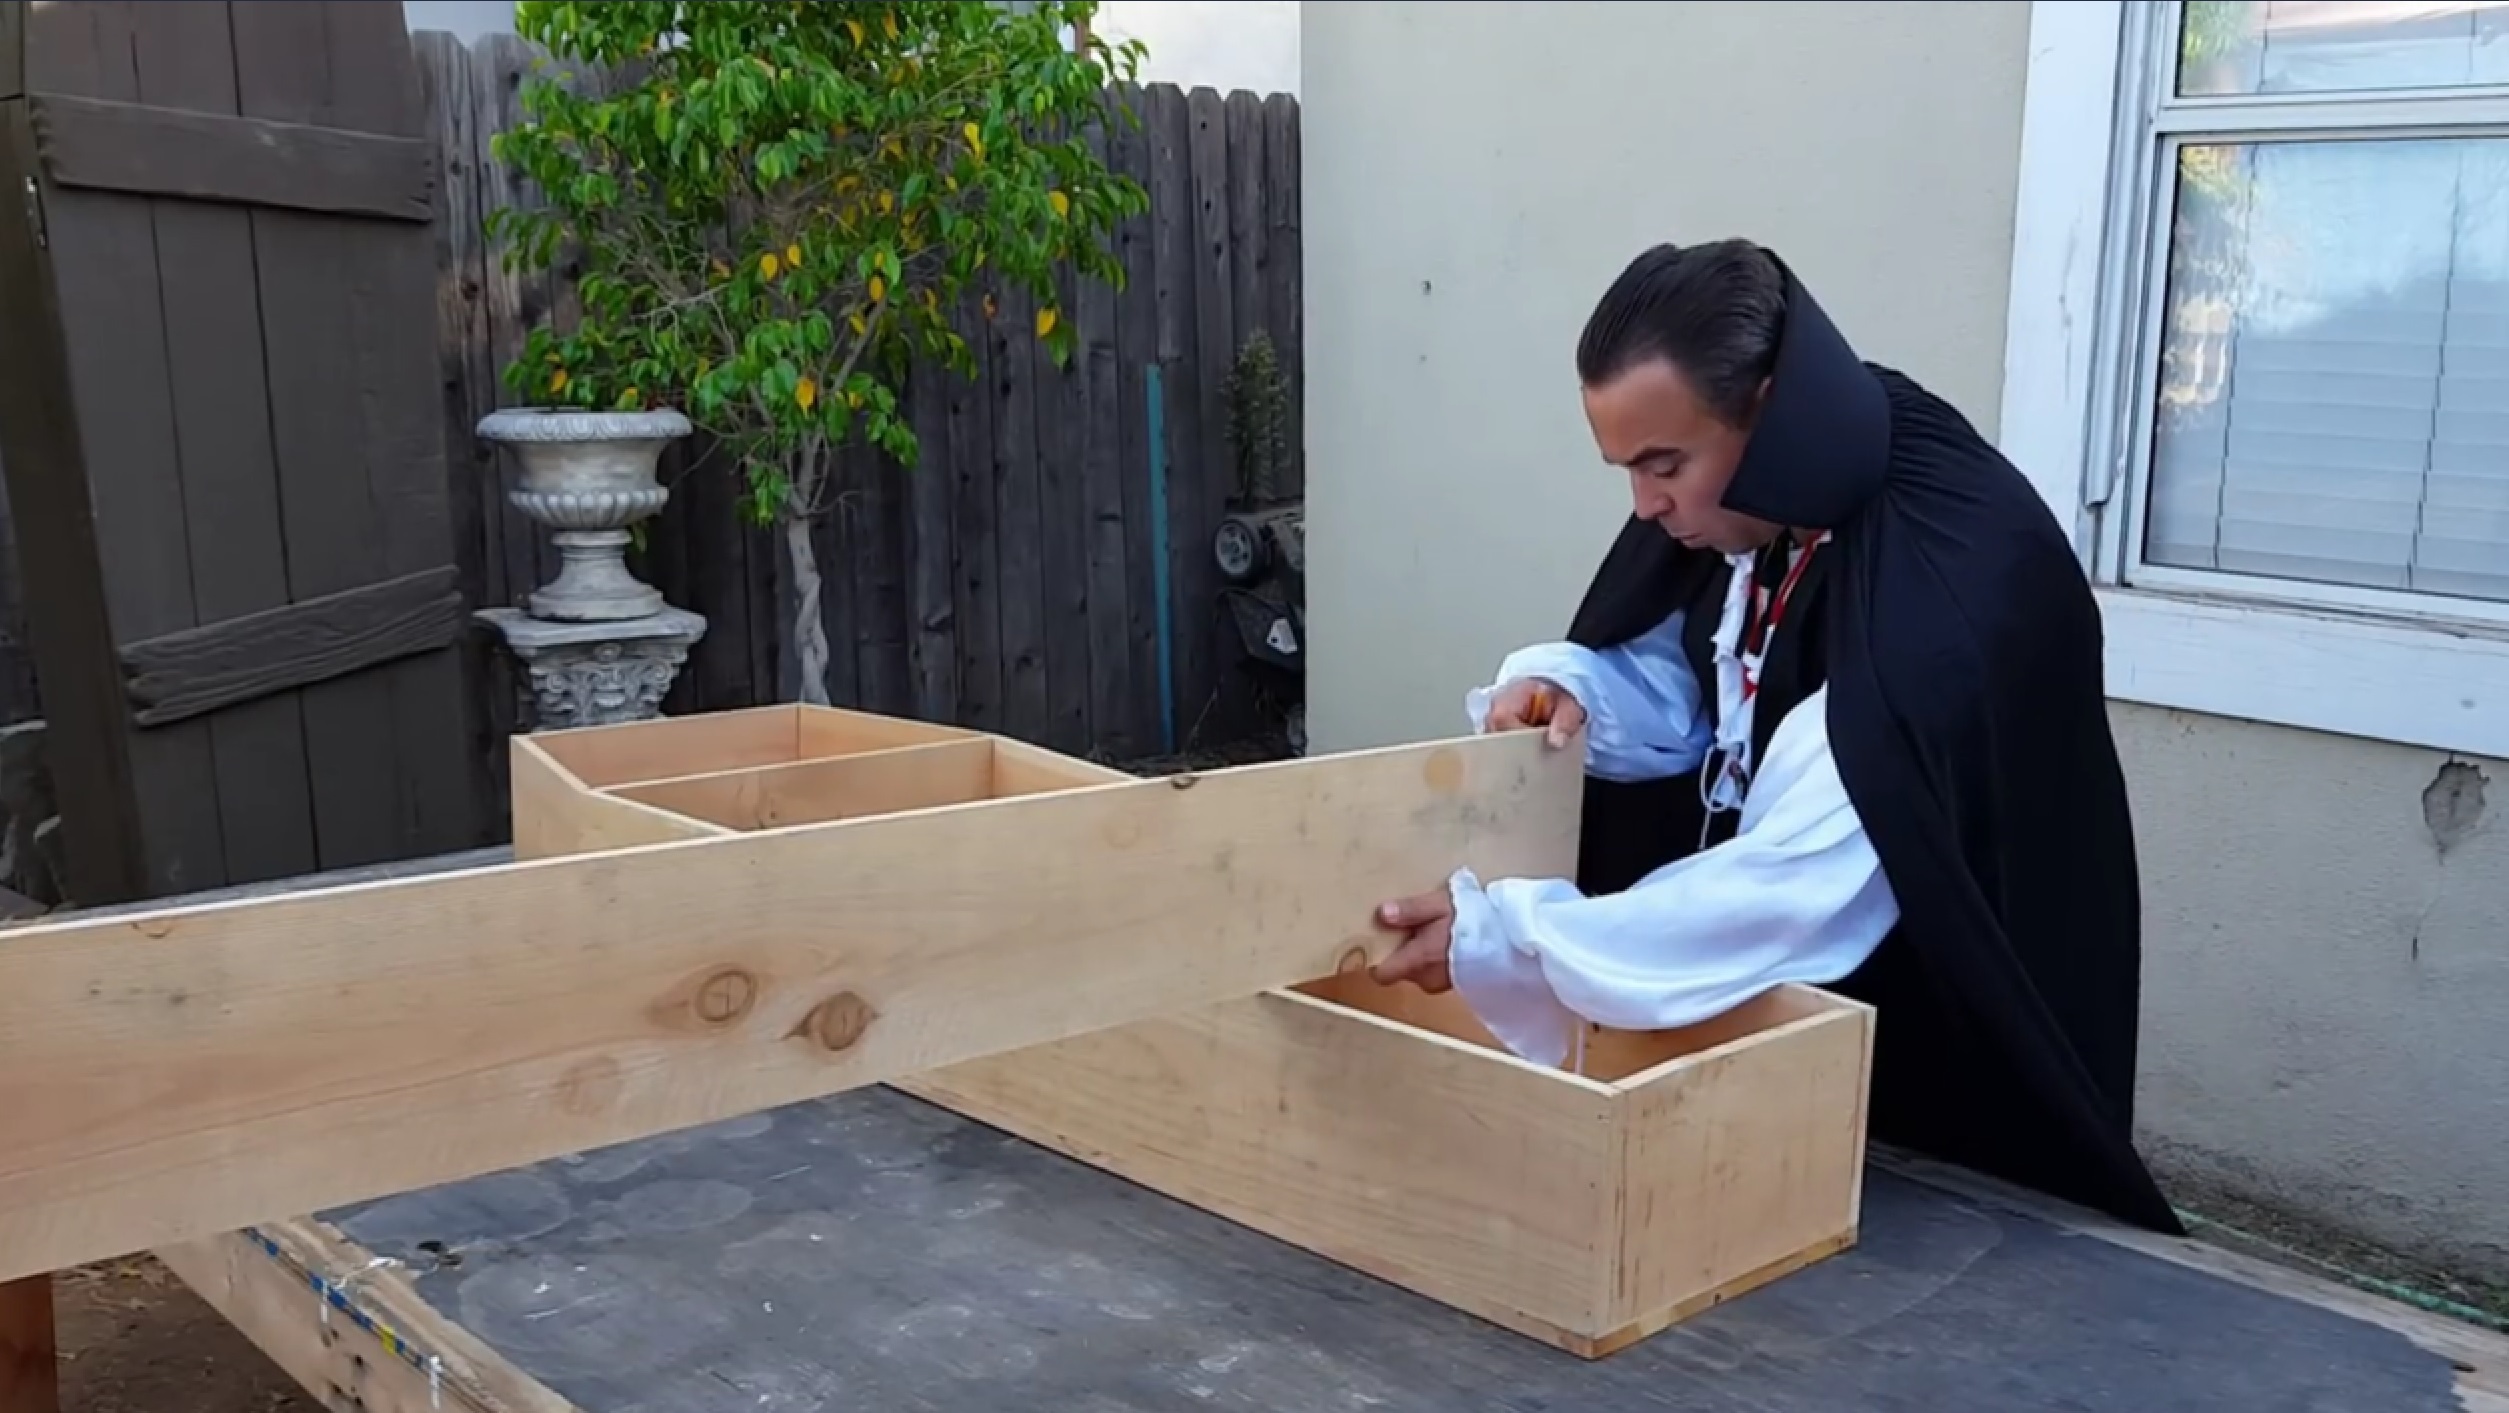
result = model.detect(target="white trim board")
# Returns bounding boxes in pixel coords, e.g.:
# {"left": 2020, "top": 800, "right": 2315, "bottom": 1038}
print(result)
{"left": 2000, "top": 0, "right": 2509, "bottom": 763}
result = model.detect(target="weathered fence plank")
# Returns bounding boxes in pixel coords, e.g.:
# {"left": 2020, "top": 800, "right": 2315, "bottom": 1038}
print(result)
{"left": 1108, "top": 89, "right": 1165, "bottom": 757}
{"left": 1263, "top": 91, "right": 1306, "bottom": 498}
{"left": 1184, "top": 86, "right": 1234, "bottom": 742}
{"left": 1078, "top": 105, "right": 1138, "bottom": 760}
{"left": 414, "top": 30, "right": 509, "bottom": 834}
{"left": 1145, "top": 84, "right": 1204, "bottom": 755}
{"left": 946, "top": 290, "right": 1006, "bottom": 737}
{"left": 903, "top": 359, "right": 960, "bottom": 726}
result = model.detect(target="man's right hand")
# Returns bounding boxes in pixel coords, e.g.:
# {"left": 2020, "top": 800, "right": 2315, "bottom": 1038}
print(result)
{"left": 1484, "top": 677, "right": 1586, "bottom": 749}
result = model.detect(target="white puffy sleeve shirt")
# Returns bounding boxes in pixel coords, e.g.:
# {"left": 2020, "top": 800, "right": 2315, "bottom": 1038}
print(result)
{"left": 1447, "top": 604, "right": 1899, "bottom": 1069}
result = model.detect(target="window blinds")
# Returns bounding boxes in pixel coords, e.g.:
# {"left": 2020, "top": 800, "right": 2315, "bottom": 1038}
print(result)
{"left": 2146, "top": 136, "right": 2509, "bottom": 605}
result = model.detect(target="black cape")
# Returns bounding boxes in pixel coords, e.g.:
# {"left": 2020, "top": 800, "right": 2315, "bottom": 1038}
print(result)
{"left": 1562, "top": 260, "right": 2182, "bottom": 1235}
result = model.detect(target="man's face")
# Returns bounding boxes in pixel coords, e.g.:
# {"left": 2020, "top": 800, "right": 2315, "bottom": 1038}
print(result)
{"left": 1581, "top": 358, "right": 1779, "bottom": 555}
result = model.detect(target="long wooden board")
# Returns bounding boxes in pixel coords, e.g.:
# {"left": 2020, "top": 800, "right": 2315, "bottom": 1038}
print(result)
{"left": 0, "top": 730, "right": 1576, "bottom": 1284}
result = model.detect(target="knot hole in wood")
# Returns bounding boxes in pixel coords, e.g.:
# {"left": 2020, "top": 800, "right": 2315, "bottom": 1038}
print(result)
{"left": 694, "top": 967, "right": 759, "bottom": 1025}
{"left": 650, "top": 965, "right": 762, "bottom": 1032}
{"left": 793, "top": 991, "right": 877, "bottom": 1053}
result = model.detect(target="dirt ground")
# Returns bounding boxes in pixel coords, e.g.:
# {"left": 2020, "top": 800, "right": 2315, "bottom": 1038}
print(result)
{"left": 54, "top": 1258, "right": 311, "bottom": 1413}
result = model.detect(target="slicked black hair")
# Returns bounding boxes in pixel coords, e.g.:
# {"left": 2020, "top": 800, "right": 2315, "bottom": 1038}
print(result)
{"left": 1574, "top": 239, "right": 1787, "bottom": 427}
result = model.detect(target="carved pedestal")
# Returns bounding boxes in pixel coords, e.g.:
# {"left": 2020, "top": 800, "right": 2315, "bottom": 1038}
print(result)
{"left": 473, "top": 405, "right": 707, "bottom": 733}
{"left": 475, "top": 607, "right": 708, "bottom": 731}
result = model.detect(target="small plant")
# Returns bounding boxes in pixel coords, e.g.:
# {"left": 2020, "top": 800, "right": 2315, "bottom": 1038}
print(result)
{"left": 1223, "top": 329, "right": 1292, "bottom": 506}
{"left": 488, "top": 1, "right": 1150, "bottom": 702}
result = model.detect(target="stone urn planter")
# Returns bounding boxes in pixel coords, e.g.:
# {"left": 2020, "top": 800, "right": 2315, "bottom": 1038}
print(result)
{"left": 477, "top": 406, "right": 693, "bottom": 622}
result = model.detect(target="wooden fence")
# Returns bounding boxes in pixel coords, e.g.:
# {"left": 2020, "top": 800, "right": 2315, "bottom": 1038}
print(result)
{"left": 0, "top": 26, "right": 1296, "bottom": 888}
{"left": 418, "top": 31, "right": 1304, "bottom": 768}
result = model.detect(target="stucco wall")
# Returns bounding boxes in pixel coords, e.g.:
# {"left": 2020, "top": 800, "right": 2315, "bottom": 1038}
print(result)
{"left": 2118, "top": 707, "right": 2508, "bottom": 1278}
{"left": 1302, "top": 0, "right": 2509, "bottom": 1282}
{"left": 1302, "top": 0, "right": 2029, "bottom": 751}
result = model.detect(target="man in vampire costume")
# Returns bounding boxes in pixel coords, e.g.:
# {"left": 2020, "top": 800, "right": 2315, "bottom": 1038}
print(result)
{"left": 1370, "top": 239, "right": 2181, "bottom": 1234}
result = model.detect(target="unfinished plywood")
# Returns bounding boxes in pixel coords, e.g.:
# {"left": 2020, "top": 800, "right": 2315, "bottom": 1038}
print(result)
{"left": 525, "top": 702, "right": 981, "bottom": 790}
{"left": 609, "top": 739, "right": 997, "bottom": 831}
{"left": 911, "top": 978, "right": 1870, "bottom": 1356}
{"left": 512, "top": 707, "right": 1877, "bottom": 1358}
{"left": 508, "top": 730, "right": 737, "bottom": 857}
{"left": 0, "top": 714, "right": 1571, "bottom": 1283}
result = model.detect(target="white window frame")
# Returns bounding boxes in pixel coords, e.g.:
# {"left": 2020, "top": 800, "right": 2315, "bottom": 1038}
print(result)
{"left": 2003, "top": 0, "right": 2509, "bottom": 762}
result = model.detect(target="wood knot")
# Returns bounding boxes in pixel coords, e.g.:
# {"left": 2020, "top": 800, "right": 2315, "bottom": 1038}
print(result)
{"left": 555, "top": 1055, "right": 625, "bottom": 1118}
{"left": 693, "top": 968, "right": 758, "bottom": 1025}
{"left": 793, "top": 991, "right": 877, "bottom": 1053}
{"left": 651, "top": 965, "right": 762, "bottom": 1032}
{"left": 1335, "top": 945, "right": 1371, "bottom": 976}
{"left": 1422, "top": 748, "right": 1465, "bottom": 795}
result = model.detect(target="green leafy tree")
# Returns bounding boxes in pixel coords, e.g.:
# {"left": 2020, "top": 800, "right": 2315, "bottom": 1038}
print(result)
{"left": 488, "top": 0, "right": 1148, "bottom": 703}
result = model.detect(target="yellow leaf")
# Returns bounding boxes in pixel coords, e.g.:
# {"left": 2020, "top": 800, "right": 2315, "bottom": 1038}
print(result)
{"left": 877, "top": 191, "right": 895, "bottom": 215}
{"left": 785, "top": 242, "right": 803, "bottom": 268}
{"left": 963, "top": 122, "right": 985, "bottom": 159}
{"left": 759, "top": 251, "right": 781, "bottom": 280}
{"left": 920, "top": 287, "right": 939, "bottom": 314}
{"left": 868, "top": 274, "right": 887, "bottom": 303}
{"left": 843, "top": 17, "right": 864, "bottom": 47}
{"left": 1035, "top": 306, "right": 1059, "bottom": 338}
{"left": 848, "top": 311, "right": 869, "bottom": 337}
{"left": 711, "top": 257, "right": 731, "bottom": 280}
{"left": 620, "top": 385, "right": 640, "bottom": 404}
{"left": 837, "top": 173, "right": 863, "bottom": 194}
{"left": 1049, "top": 190, "right": 1071, "bottom": 219}
{"left": 882, "top": 135, "right": 905, "bottom": 160}
{"left": 882, "top": 7, "right": 898, "bottom": 39}
{"left": 795, "top": 376, "right": 818, "bottom": 411}
{"left": 548, "top": 367, "right": 569, "bottom": 393}
{"left": 846, "top": 389, "right": 865, "bottom": 409}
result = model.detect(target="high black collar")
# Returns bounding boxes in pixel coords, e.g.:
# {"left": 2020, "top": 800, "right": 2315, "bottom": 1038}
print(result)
{"left": 1717, "top": 259, "right": 1892, "bottom": 531}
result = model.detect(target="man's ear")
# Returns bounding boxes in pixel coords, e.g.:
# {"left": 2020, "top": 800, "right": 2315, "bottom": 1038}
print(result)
{"left": 1735, "top": 375, "right": 1775, "bottom": 432}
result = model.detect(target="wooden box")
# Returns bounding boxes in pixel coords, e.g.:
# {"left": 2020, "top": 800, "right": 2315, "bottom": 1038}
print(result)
{"left": 513, "top": 705, "right": 1876, "bottom": 1358}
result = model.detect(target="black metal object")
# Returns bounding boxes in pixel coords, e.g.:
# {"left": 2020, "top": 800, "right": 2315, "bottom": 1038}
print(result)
{"left": 1212, "top": 501, "right": 1304, "bottom": 752}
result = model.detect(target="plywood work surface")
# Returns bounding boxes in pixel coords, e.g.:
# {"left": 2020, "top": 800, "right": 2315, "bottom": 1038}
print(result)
{"left": 290, "top": 1086, "right": 2484, "bottom": 1413}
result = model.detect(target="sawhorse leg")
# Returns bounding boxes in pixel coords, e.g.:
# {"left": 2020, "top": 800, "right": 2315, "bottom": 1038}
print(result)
{"left": 0, "top": 1275, "right": 57, "bottom": 1413}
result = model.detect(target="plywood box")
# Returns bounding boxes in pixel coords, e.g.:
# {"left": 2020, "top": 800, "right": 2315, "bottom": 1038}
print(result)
{"left": 514, "top": 705, "right": 1877, "bottom": 1358}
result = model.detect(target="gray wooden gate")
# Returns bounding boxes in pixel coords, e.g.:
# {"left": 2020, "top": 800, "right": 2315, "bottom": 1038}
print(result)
{"left": 0, "top": 0, "right": 487, "bottom": 905}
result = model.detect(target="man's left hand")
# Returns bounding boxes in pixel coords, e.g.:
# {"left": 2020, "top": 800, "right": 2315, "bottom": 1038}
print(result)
{"left": 1370, "top": 887, "right": 1457, "bottom": 994}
